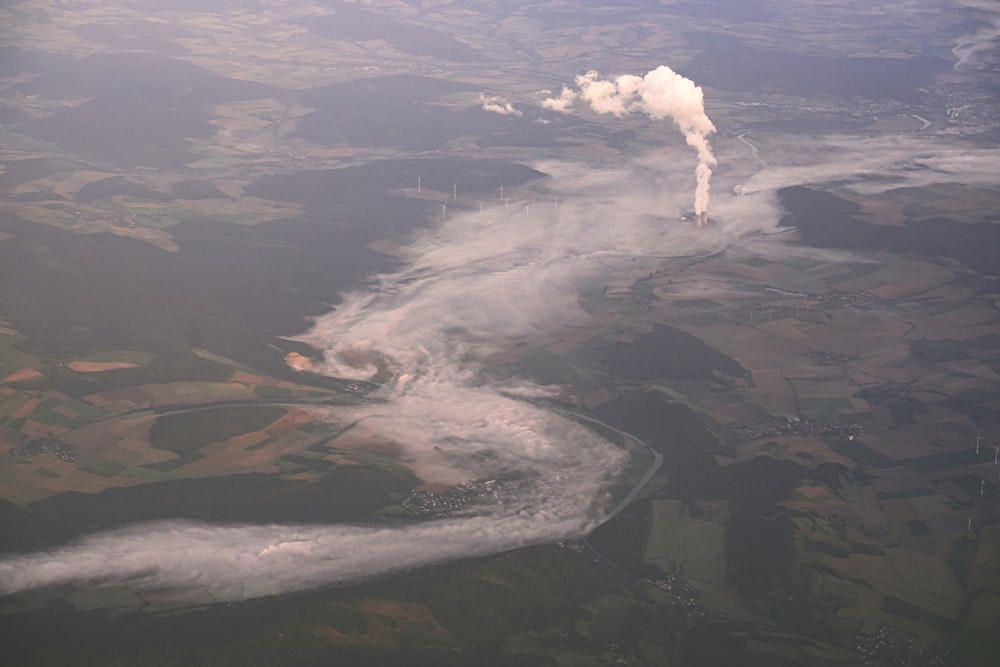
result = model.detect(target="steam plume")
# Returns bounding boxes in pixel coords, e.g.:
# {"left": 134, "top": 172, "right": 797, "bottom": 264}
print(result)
{"left": 479, "top": 93, "right": 522, "bottom": 116}
{"left": 543, "top": 66, "right": 717, "bottom": 215}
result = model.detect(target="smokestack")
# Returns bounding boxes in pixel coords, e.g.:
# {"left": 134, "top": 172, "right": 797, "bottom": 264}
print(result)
{"left": 542, "top": 65, "right": 717, "bottom": 222}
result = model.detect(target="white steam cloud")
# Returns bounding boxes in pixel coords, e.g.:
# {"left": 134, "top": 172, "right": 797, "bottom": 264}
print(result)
{"left": 543, "top": 66, "right": 717, "bottom": 215}
{"left": 479, "top": 93, "right": 522, "bottom": 116}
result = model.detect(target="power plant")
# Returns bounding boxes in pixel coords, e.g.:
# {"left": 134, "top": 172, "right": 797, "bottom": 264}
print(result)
{"left": 543, "top": 65, "right": 717, "bottom": 229}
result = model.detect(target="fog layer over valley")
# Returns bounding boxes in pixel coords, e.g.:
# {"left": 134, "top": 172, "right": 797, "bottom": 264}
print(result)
{"left": 3, "top": 85, "right": 1000, "bottom": 599}
{"left": 0, "top": 148, "right": 725, "bottom": 602}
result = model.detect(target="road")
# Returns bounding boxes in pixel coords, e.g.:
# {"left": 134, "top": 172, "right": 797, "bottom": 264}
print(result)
{"left": 548, "top": 408, "right": 670, "bottom": 586}
{"left": 735, "top": 131, "right": 766, "bottom": 169}
{"left": 553, "top": 408, "right": 664, "bottom": 522}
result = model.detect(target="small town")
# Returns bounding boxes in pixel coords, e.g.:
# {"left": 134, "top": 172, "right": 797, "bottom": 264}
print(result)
{"left": 817, "top": 289, "right": 878, "bottom": 308}
{"left": 729, "top": 416, "right": 864, "bottom": 442}
{"left": 808, "top": 350, "right": 854, "bottom": 366}
{"left": 9, "top": 436, "right": 79, "bottom": 463}
{"left": 74, "top": 208, "right": 154, "bottom": 228}
{"left": 855, "top": 624, "right": 952, "bottom": 667}
{"left": 644, "top": 574, "right": 708, "bottom": 626}
{"left": 401, "top": 479, "right": 511, "bottom": 516}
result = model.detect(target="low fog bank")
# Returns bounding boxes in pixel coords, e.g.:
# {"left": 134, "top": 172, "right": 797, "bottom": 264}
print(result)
{"left": 4, "top": 123, "right": 996, "bottom": 604}
{"left": 733, "top": 134, "right": 1000, "bottom": 197}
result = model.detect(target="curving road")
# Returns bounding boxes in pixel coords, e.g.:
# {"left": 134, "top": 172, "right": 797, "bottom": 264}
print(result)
{"left": 735, "top": 131, "right": 767, "bottom": 169}
{"left": 554, "top": 408, "right": 664, "bottom": 523}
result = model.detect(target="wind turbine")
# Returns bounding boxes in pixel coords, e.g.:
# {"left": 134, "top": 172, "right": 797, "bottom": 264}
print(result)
{"left": 504, "top": 197, "right": 510, "bottom": 211}
{"left": 417, "top": 177, "right": 421, "bottom": 193}
{"left": 977, "top": 434, "right": 982, "bottom": 454}
{"left": 479, "top": 201, "right": 485, "bottom": 214}
{"left": 441, "top": 202, "right": 447, "bottom": 221}
{"left": 498, "top": 184, "right": 504, "bottom": 200}
{"left": 525, "top": 203, "right": 531, "bottom": 218}
{"left": 453, "top": 181, "right": 458, "bottom": 200}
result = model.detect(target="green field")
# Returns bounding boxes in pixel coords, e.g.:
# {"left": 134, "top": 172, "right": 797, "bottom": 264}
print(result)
{"left": 149, "top": 405, "right": 287, "bottom": 454}
{"left": 80, "top": 458, "right": 127, "bottom": 478}
{"left": 644, "top": 499, "right": 727, "bottom": 585}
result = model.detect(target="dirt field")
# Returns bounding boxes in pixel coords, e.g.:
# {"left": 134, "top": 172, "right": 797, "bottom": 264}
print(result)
{"left": 1, "top": 368, "right": 43, "bottom": 384}
{"left": 67, "top": 361, "right": 141, "bottom": 372}
{"left": 314, "top": 599, "right": 449, "bottom": 648}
